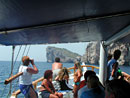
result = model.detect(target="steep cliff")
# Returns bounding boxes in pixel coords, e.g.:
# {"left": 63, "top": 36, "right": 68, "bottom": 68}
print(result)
{"left": 81, "top": 42, "right": 100, "bottom": 64}
{"left": 81, "top": 42, "right": 130, "bottom": 65}
{"left": 107, "top": 43, "right": 130, "bottom": 65}
{"left": 46, "top": 46, "right": 81, "bottom": 63}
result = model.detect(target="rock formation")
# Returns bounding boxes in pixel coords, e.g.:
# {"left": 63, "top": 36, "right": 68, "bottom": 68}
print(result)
{"left": 81, "top": 42, "right": 100, "bottom": 64}
{"left": 107, "top": 43, "right": 130, "bottom": 65}
{"left": 46, "top": 46, "right": 81, "bottom": 63}
{"left": 81, "top": 42, "right": 130, "bottom": 65}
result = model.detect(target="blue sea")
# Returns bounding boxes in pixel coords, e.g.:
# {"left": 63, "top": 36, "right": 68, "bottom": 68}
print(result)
{"left": 0, "top": 61, "right": 130, "bottom": 98}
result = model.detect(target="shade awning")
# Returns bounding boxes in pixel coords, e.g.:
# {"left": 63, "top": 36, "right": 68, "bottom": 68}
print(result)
{"left": 0, "top": 0, "right": 130, "bottom": 45}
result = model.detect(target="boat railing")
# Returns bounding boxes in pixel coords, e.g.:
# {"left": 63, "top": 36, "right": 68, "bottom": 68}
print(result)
{"left": 11, "top": 65, "right": 99, "bottom": 98}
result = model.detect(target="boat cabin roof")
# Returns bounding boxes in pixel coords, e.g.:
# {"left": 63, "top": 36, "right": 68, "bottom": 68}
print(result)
{"left": 0, "top": 0, "right": 130, "bottom": 45}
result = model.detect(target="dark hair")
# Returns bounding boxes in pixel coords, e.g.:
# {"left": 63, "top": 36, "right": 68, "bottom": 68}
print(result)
{"left": 44, "top": 70, "right": 53, "bottom": 79}
{"left": 114, "top": 50, "right": 121, "bottom": 60}
{"left": 87, "top": 75, "right": 99, "bottom": 88}
{"left": 87, "top": 75, "right": 102, "bottom": 94}
{"left": 105, "top": 79, "right": 130, "bottom": 98}
{"left": 84, "top": 70, "right": 96, "bottom": 82}
{"left": 55, "top": 57, "right": 60, "bottom": 62}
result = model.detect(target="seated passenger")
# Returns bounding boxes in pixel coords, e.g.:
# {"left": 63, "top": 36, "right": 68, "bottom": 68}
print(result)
{"left": 80, "top": 75, "right": 105, "bottom": 98}
{"left": 52, "top": 57, "right": 63, "bottom": 80}
{"left": 73, "top": 61, "right": 83, "bottom": 98}
{"left": 105, "top": 79, "right": 130, "bottom": 98}
{"left": 78, "top": 70, "right": 96, "bottom": 98}
{"left": 121, "top": 72, "right": 130, "bottom": 83}
{"left": 55, "top": 67, "right": 73, "bottom": 90}
{"left": 40, "top": 70, "right": 63, "bottom": 98}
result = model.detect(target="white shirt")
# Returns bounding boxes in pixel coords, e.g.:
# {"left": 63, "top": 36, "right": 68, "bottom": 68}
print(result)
{"left": 19, "top": 65, "right": 32, "bottom": 85}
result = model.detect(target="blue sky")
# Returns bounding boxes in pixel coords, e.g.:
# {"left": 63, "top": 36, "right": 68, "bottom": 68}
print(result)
{"left": 0, "top": 42, "right": 88, "bottom": 61}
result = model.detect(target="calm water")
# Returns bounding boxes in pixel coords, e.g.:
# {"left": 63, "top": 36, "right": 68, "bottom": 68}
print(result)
{"left": 0, "top": 61, "right": 74, "bottom": 98}
{"left": 0, "top": 61, "right": 130, "bottom": 98}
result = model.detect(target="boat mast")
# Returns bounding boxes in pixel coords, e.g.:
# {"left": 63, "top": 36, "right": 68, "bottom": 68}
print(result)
{"left": 9, "top": 46, "right": 15, "bottom": 96}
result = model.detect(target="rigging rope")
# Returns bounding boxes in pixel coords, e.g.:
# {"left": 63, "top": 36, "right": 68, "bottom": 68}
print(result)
{"left": 18, "top": 45, "right": 27, "bottom": 66}
{"left": 26, "top": 45, "right": 31, "bottom": 56}
{"left": 13, "top": 45, "right": 22, "bottom": 66}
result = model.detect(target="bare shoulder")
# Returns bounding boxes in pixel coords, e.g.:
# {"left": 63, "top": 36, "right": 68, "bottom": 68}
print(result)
{"left": 52, "top": 62, "right": 63, "bottom": 70}
{"left": 59, "top": 63, "right": 63, "bottom": 67}
{"left": 42, "top": 79, "right": 47, "bottom": 84}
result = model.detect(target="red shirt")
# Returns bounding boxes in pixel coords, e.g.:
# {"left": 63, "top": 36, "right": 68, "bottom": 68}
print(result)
{"left": 79, "top": 80, "right": 86, "bottom": 89}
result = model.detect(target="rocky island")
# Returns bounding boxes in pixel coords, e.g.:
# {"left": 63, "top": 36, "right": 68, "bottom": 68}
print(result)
{"left": 46, "top": 46, "right": 81, "bottom": 63}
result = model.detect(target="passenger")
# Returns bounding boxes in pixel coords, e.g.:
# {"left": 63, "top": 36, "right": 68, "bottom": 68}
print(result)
{"left": 80, "top": 75, "right": 105, "bottom": 98}
{"left": 121, "top": 72, "right": 130, "bottom": 83}
{"left": 78, "top": 70, "right": 96, "bottom": 98}
{"left": 105, "top": 79, "right": 130, "bottom": 98}
{"left": 40, "top": 70, "right": 63, "bottom": 98}
{"left": 107, "top": 49, "right": 121, "bottom": 80}
{"left": 19, "top": 56, "right": 39, "bottom": 98}
{"left": 52, "top": 57, "right": 63, "bottom": 80}
{"left": 107, "top": 51, "right": 130, "bottom": 81}
{"left": 73, "top": 61, "right": 83, "bottom": 98}
{"left": 55, "top": 67, "right": 73, "bottom": 90}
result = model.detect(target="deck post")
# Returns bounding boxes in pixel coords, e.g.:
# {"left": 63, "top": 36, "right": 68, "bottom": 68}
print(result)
{"left": 99, "top": 42, "right": 107, "bottom": 85}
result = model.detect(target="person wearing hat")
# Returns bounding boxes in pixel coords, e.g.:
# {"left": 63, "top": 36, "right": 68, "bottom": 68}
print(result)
{"left": 19, "top": 56, "right": 39, "bottom": 98}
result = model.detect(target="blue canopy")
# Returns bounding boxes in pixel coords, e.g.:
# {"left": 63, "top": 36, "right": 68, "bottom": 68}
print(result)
{"left": 0, "top": 0, "right": 130, "bottom": 45}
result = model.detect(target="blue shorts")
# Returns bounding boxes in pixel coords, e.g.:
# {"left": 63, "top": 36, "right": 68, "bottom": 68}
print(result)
{"left": 19, "top": 84, "right": 38, "bottom": 98}
{"left": 19, "top": 84, "right": 32, "bottom": 95}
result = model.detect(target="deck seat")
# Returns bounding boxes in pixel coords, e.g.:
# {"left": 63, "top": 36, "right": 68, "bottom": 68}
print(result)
{"left": 52, "top": 81, "right": 61, "bottom": 91}
{"left": 58, "top": 90, "right": 73, "bottom": 98}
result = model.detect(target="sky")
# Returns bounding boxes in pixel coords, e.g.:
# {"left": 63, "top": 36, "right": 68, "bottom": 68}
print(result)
{"left": 0, "top": 42, "right": 88, "bottom": 61}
